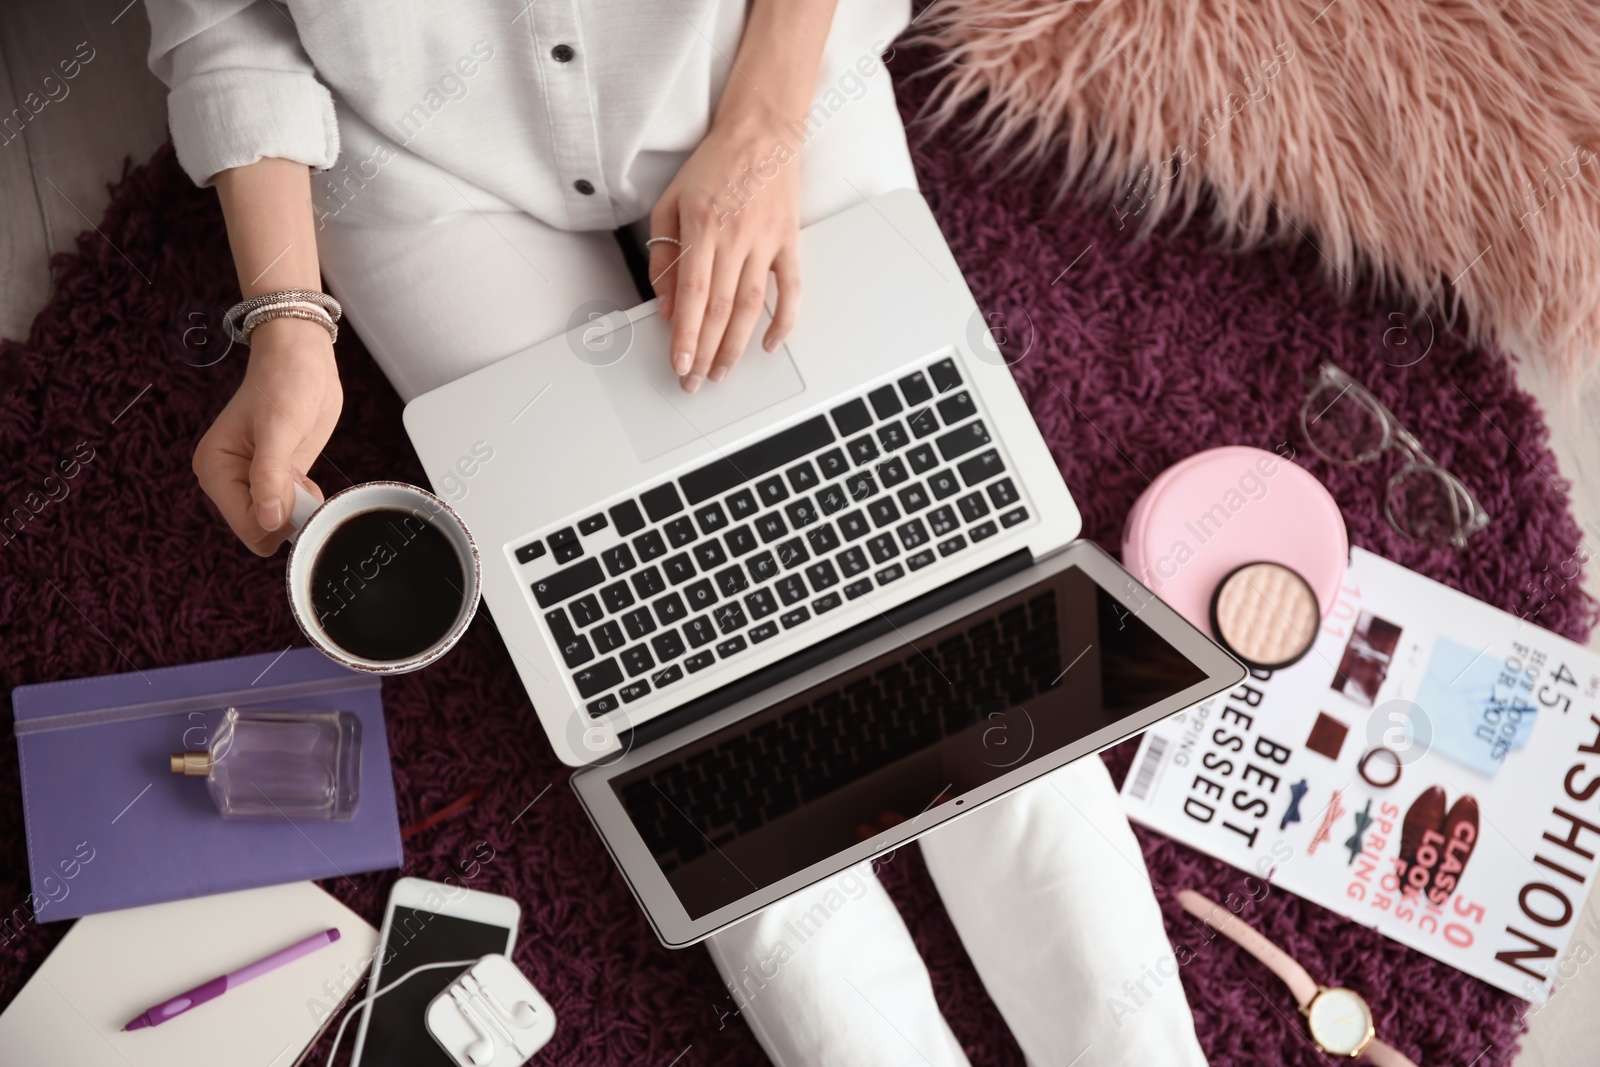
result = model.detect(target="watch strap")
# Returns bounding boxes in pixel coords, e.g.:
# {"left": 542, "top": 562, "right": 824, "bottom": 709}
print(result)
{"left": 1176, "top": 890, "right": 1319, "bottom": 1007}
{"left": 1362, "top": 1039, "right": 1420, "bottom": 1067}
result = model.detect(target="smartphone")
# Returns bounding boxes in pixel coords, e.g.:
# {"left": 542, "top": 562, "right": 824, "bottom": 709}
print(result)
{"left": 350, "top": 877, "right": 521, "bottom": 1067}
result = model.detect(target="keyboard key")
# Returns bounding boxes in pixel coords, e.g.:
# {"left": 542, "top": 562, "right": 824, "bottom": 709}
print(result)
{"left": 928, "top": 506, "right": 959, "bottom": 537}
{"left": 907, "top": 407, "right": 940, "bottom": 439}
{"left": 548, "top": 526, "right": 577, "bottom": 549}
{"left": 937, "top": 390, "right": 976, "bottom": 424}
{"left": 776, "top": 538, "right": 809, "bottom": 569}
{"left": 714, "top": 602, "right": 748, "bottom": 634}
{"left": 715, "top": 564, "right": 749, "bottom": 597}
{"left": 749, "top": 621, "right": 779, "bottom": 643}
{"left": 744, "top": 587, "right": 779, "bottom": 618}
{"left": 747, "top": 550, "right": 779, "bottom": 582}
{"left": 831, "top": 397, "right": 872, "bottom": 436}
{"left": 553, "top": 539, "right": 583, "bottom": 564}
{"left": 684, "top": 578, "right": 718, "bottom": 611}
{"left": 907, "top": 443, "right": 939, "bottom": 474}
{"left": 684, "top": 615, "right": 716, "bottom": 647}
{"left": 784, "top": 498, "right": 818, "bottom": 528}
{"left": 928, "top": 357, "right": 962, "bottom": 392}
{"left": 874, "top": 563, "right": 905, "bottom": 585}
{"left": 897, "top": 518, "right": 930, "bottom": 549}
{"left": 847, "top": 435, "right": 879, "bottom": 465}
{"left": 812, "top": 591, "right": 843, "bottom": 614}
{"left": 899, "top": 370, "right": 933, "bottom": 407}
{"left": 958, "top": 448, "right": 1005, "bottom": 486}
{"left": 633, "top": 529, "right": 667, "bottom": 561}
{"left": 620, "top": 680, "right": 651, "bottom": 703}
{"left": 838, "top": 546, "right": 869, "bottom": 577}
{"left": 609, "top": 500, "right": 645, "bottom": 536}
{"left": 693, "top": 540, "right": 727, "bottom": 570}
{"left": 515, "top": 540, "right": 547, "bottom": 564}
{"left": 724, "top": 524, "right": 758, "bottom": 557}
{"left": 602, "top": 543, "right": 637, "bottom": 576}
{"left": 971, "top": 520, "right": 999, "bottom": 542}
{"left": 717, "top": 635, "right": 747, "bottom": 658}
{"left": 907, "top": 549, "right": 936, "bottom": 571}
{"left": 757, "top": 475, "right": 788, "bottom": 506}
{"left": 662, "top": 552, "right": 696, "bottom": 585}
{"left": 928, "top": 469, "right": 961, "bottom": 500}
{"left": 989, "top": 478, "right": 1020, "bottom": 508}
{"left": 600, "top": 582, "right": 634, "bottom": 613}
{"left": 654, "top": 591, "right": 688, "bottom": 624}
{"left": 816, "top": 484, "right": 848, "bottom": 514}
{"left": 651, "top": 628, "right": 686, "bottom": 662}
{"left": 787, "top": 461, "right": 819, "bottom": 492}
{"left": 727, "top": 489, "right": 758, "bottom": 519}
{"left": 844, "top": 578, "right": 872, "bottom": 599}
{"left": 898, "top": 484, "right": 931, "bottom": 513}
{"left": 574, "top": 657, "right": 623, "bottom": 698}
{"left": 936, "top": 420, "right": 991, "bottom": 462}
{"left": 651, "top": 663, "right": 684, "bottom": 688}
{"left": 557, "top": 632, "right": 594, "bottom": 668}
{"left": 938, "top": 534, "right": 967, "bottom": 556}
{"left": 844, "top": 471, "right": 878, "bottom": 501}
{"left": 681, "top": 415, "right": 836, "bottom": 503}
{"left": 593, "top": 620, "right": 624, "bottom": 652}
{"left": 622, "top": 607, "right": 656, "bottom": 639}
{"left": 878, "top": 420, "right": 911, "bottom": 453}
{"left": 545, "top": 607, "right": 577, "bottom": 645}
{"left": 867, "top": 533, "right": 899, "bottom": 563}
{"left": 780, "top": 606, "right": 811, "bottom": 629}
{"left": 805, "top": 559, "right": 839, "bottom": 590}
{"left": 776, "top": 575, "right": 808, "bottom": 605}
{"left": 694, "top": 502, "right": 728, "bottom": 535}
{"left": 579, "top": 513, "right": 607, "bottom": 535}
{"left": 867, "top": 498, "right": 900, "bottom": 527}
{"left": 571, "top": 594, "right": 604, "bottom": 627}
{"left": 957, "top": 491, "right": 990, "bottom": 522}
{"left": 817, "top": 448, "right": 849, "bottom": 479}
{"left": 755, "top": 512, "right": 788, "bottom": 543}
{"left": 621, "top": 644, "right": 655, "bottom": 676}
{"left": 877, "top": 456, "right": 909, "bottom": 488}
{"left": 806, "top": 523, "right": 840, "bottom": 555}
{"left": 867, "top": 384, "right": 903, "bottom": 419}
{"left": 532, "top": 557, "right": 604, "bottom": 607}
{"left": 665, "top": 516, "right": 698, "bottom": 547}
{"left": 632, "top": 566, "right": 666, "bottom": 598}
{"left": 641, "top": 483, "right": 683, "bottom": 521}
{"left": 1000, "top": 506, "right": 1030, "bottom": 527}
{"left": 586, "top": 693, "right": 619, "bottom": 716}
{"left": 685, "top": 650, "right": 716, "bottom": 672}
{"left": 837, "top": 510, "right": 870, "bottom": 541}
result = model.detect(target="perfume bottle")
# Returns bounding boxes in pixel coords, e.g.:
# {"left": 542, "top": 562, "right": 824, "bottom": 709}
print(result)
{"left": 171, "top": 708, "right": 362, "bottom": 819}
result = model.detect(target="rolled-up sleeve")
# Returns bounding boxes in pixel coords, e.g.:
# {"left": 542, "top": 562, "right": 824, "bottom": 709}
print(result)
{"left": 144, "top": 0, "right": 339, "bottom": 186}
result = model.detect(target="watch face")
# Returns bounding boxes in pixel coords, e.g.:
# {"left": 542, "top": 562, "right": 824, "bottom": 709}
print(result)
{"left": 1306, "top": 987, "right": 1374, "bottom": 1056}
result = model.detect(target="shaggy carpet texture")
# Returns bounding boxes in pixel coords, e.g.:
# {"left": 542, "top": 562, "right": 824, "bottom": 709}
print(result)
{"left": 911, "top": 0, "right": 1600, "bottom": 378}
{"left": 1, "top": 50, "right": 1595, "bottom": 1067}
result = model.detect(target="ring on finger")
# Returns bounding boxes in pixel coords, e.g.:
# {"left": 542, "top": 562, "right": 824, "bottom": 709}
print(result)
{"left": 645, "top": 236, "right": 683, "bottom": 248}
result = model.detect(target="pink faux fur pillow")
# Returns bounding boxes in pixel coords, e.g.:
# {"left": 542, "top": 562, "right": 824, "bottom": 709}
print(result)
{"left": 910, "top": 0, "right": 1600, "bottom": 376}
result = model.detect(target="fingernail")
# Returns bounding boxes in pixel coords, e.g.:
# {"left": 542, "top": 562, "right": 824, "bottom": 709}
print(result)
{"left": 259, "top": 498, "right": 283, "bottom": 531}
{"left": 708, "top": 365, "right": 728, "bottom": 383}
{"left": 673, "top": 351, "right": 692, "bottom": 374}
{"left": 682, "top": 374, "right": 704, "bottom": 394}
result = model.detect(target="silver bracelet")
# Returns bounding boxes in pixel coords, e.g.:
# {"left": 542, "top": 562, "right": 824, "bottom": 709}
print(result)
{"left": 241, "top": 301, "right": 339, "bottom": 344}
{"left": 225, "top": 289, "right": 342, "bottom": 345}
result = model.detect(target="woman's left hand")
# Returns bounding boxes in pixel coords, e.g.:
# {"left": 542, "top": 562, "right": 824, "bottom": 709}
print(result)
{"left": 648, "top": 114, "right": 802, "bottom": 393}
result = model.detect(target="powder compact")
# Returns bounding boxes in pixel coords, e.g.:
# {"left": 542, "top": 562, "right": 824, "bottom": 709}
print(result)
{"left": 1209, "top": 560, "right": 1321, "bottom": 669}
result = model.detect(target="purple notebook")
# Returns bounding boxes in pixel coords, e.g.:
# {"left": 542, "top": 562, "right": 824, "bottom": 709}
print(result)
{"left": 13, "top": 648, "right": 402, "bottom": 922}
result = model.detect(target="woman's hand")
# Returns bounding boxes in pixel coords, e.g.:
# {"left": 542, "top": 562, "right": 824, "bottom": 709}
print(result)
{"left": 648, "top": 113, "right": 802, "bottom": 393}
{"left": 192, "top": 316, "right": 342, "bottom": 555}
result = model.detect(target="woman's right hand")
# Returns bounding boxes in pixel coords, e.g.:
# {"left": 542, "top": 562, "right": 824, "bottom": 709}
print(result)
{"left": 192, "top": 316, "right": 342, "bottom": 556}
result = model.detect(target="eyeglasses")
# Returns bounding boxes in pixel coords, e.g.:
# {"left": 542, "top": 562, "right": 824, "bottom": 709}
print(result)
{"left": 1300, "top": 363, "right": 1488, "bottom": 549}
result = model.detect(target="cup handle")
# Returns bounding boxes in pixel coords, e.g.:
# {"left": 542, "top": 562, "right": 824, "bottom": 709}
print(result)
{"left": 285, "top": 483, "right": 322, "bottom": 544}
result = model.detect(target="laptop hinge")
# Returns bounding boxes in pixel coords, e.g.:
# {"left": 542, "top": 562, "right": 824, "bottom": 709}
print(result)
{"left": 619, "top": 547, "right": 1035, "bottom": 751}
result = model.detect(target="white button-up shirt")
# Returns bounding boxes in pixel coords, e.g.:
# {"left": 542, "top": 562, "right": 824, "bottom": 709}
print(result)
{"left": 144, "top": 0, "right": 908, "bottom": 232}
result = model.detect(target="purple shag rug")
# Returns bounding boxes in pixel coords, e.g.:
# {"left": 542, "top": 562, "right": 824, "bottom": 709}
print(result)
{"left": 1, "top": 48, "right": 1593, "bottom": 1067}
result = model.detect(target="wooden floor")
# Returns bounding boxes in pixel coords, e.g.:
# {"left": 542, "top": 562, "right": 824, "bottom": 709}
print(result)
{"left": 3, "top": 3, "right": 1600, "bottom": 1063}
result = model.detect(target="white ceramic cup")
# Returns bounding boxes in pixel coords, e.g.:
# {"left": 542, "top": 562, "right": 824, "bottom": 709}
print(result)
{"left": 284, "top": 481, "right": 482, "bottom": 673}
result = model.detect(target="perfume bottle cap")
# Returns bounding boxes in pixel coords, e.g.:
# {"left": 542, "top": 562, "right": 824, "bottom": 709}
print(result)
{"left": 170, "top": 751, "right": 212, "bottom": 775}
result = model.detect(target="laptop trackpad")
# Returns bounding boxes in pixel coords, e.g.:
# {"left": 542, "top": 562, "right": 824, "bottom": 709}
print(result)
{"left": 586, "top": 307, "right": 805, "bottom": 463}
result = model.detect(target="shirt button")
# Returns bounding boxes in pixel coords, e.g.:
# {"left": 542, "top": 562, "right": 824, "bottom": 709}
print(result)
{"left": 574, "top": 179, "right": 595, "bottom": 195}
{"left": 551, "top": 44, "right": 575, "bottom": 62}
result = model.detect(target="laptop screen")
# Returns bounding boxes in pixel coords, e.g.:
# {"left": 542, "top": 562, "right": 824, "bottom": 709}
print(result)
{"left": 609, "top": 563, "right": 1207, "bottom": 919}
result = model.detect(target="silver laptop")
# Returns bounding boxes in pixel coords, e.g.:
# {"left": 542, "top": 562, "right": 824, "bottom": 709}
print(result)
{"left": 405, "top": 190, "right": 1243, "bottom": 944}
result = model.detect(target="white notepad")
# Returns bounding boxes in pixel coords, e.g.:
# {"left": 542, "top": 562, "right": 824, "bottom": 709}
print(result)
{"left": 0, "top": 882, "right": 377, "bottom": 1066}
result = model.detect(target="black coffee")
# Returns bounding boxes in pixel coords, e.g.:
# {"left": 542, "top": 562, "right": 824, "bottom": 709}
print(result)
{"left": 310, "top": 508, "right": 466, "bottom": 662}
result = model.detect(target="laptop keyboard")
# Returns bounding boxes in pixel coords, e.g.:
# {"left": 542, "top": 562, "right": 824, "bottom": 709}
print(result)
{"left": 513, "top": 355, "right": 1033, "bottom": 720}
{"left": 618, "top": 590, "right": 1060, "bottom": 872}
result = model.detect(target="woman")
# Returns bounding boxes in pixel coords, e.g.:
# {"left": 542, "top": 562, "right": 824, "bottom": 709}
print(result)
{"left": 145, "top": 3, "right": 1209, "bottom": 1063}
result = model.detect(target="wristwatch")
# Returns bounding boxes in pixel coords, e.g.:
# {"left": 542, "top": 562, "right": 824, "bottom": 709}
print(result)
{"left": 1177, "top": 890, "right": 1419, "bottom": 1065}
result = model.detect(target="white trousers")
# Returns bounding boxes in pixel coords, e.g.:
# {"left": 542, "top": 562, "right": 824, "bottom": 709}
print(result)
{"left": 315, "top": 26, "right": 1207, "bottom": 1067}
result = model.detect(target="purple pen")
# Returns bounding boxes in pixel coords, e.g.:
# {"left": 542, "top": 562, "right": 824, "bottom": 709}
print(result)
{"left": 124, "top": 927, "right": 341, "bottom": 1031}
